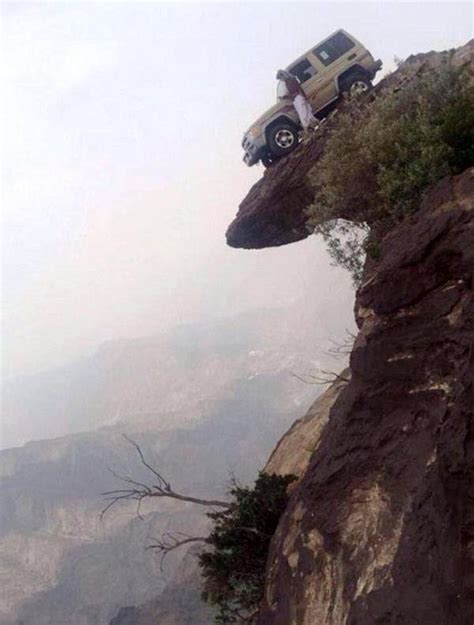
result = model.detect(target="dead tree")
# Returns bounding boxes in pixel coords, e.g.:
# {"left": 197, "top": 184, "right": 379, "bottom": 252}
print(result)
{"left": 291, "top": 368, "right": 350, "bottom": 386}
{"left": 145, "top": 531, "right": 210, "bottom": 569}
{"left": 325, "top": 329, "right": 356, "bottom": 360}
{"left": 101, "top": 434, "right": 230, "bottom": 520}
{"left": 101, "top": 437, "right": 281, "bottom": 625}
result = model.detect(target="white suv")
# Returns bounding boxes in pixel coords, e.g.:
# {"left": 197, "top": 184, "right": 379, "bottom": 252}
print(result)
{"left": 242, "top": 29, "right": 382, "bottom": 167}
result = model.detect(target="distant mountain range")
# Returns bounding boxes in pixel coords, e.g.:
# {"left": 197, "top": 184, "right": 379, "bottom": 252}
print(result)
{"left": 0, "top": 294, "right": 354, "bottom": 625}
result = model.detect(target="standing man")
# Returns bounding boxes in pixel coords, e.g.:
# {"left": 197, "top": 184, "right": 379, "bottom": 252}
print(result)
{"left": 276, "top": 69, "right": 317, "bottom": 130}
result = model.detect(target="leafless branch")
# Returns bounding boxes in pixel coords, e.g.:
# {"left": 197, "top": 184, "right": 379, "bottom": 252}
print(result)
{"left": 100, "top": 435, "right": 230, "bottom": 519}
{"left": 291, "top": 369, "right": 350, "bottom": 386}
{"left": 324, "top": 330, "right": 356, "bottom": 360}
{"left": 145, "top": 523, "right": 269, "bottom": 572}
{"left": 146, "top": 531, "right": 209, "bottom": 569}
{"left": 122, "top": 434, "right": 169, "bottom": 486}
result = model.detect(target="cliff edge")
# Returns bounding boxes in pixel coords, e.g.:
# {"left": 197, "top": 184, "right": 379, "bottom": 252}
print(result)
{"left": 226, "top": 40, "right": 473, "bottom": 250}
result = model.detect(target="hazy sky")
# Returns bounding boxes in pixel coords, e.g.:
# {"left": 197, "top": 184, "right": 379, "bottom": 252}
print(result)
{"left": 2, "top": 1, "right": 472, "bottom": 377}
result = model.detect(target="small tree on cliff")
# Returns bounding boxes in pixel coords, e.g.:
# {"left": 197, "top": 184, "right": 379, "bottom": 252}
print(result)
{"left": 102, "top": 436, "right": 295, "bottom": 624}
{"left": 199, "top": 472, "right": 296, "bottom": 624}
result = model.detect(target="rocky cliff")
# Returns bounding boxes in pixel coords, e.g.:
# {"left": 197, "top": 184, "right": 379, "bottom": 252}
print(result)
{"left": 225, "top": 41, "right": 474, "bottom": 625}
{"left": 258, "top": 168, "right": 473, "bottom": 625}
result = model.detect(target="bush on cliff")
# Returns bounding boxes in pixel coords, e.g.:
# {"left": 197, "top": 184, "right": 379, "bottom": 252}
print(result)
{"left": 199, "top": 472, "right": 295, "bottom": 624}
{"left": 306, "top": 60, "right": 474, "bottom": 282}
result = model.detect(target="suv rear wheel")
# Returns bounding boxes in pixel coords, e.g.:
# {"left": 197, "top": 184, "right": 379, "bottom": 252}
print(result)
{"left": 342, "top": 74, "right": 372, "bottom": 98}
{"left": 267, "top": 122, "right": 299, "bottom": 158}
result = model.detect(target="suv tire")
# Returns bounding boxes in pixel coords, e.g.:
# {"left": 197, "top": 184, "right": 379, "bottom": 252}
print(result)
{"left": 342, "top": 74, "right": 372, "bottom": 98}
{"left": 267, "top": 122, "right": 299, "bottom": 158}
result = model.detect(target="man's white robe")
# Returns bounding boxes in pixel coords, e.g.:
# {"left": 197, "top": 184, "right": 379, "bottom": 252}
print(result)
{"left": 277, "top": 80, "right": 317, "bottom": 130}
{"left": 293, "top": 94, "right": 317, "bottom": 130}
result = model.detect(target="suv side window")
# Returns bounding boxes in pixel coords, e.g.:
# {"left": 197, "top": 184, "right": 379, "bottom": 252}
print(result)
{"left": 289, "top": 58, "right": 317, "bottom": 83}
{"left": 313, "top": 32, "right": 355, "bottom": 66}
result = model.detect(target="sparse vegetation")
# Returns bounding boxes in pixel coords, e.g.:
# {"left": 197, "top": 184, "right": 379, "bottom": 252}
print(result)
{"left": 306, "top": 60, "right": 474, "bottom": 282}
{"left": 199, "top": 472, "right": 296, "bottom": 624}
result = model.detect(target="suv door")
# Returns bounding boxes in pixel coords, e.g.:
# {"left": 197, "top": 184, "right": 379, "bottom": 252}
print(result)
{"left": 288, "top": 57, "right": 321, "bottom": 114}
{"left": 302, "top": 55, "right": 335, "bottom": 113}
{"left": 289, "top": 53, "right": 338, "bottom": 115}
{"left": 311, "top": 32, "right": 358, "bottom": 104}
{"left": 288, "top": 32, "right": 358, "bottom": 116}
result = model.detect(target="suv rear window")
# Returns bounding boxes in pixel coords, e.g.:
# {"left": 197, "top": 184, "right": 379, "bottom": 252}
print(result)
{"left": 289, "top": 58, "right": 317, "bottom": 83}
{"left": 313, "top": 32, "right": 355, "bottom": 66}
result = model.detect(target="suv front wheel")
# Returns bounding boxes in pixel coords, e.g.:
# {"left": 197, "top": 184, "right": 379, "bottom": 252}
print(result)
{"left": 267, "top": 122, "right": 299, "bottom": 158}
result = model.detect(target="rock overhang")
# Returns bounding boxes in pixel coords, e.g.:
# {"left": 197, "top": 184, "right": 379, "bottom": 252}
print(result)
{"left": 226, "top": 40, "right": 474, "bottom": 251}
{"left": 225, "top": 126, "right": 328, "bottom": 250}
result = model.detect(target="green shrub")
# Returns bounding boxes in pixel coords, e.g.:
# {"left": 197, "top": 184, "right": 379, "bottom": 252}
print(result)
{"left": 199, "top": 472, "right": 296, "bottom": 624}
{"left": 306, "top": 61, "right": 474, "bottom": 283}
{"left": 439, "top": 94, "right": 474, "bottom": 172}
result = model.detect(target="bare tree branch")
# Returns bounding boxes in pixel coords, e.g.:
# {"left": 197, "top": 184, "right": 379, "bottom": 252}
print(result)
{"left": 291, "top": 368, "right": 350, "bottom": 386}
{"left": 146, "top": 523, "right": 270, "bottom": 570}
{"left": 100, "top": 436, "right": 230, "bottom": 519}
{"left": 146, "top": 531, "right": 209, "bottom": 569}
{"left": 122, "top": 434, "right": 170, "bottom": 487}
{"left": 324, "top": 329, "right": 356, "bottom": 360}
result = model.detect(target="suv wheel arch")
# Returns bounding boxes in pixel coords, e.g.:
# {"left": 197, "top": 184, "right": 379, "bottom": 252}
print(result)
{"left": 336, "top": 65, "right": 371, "bottom": 94}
